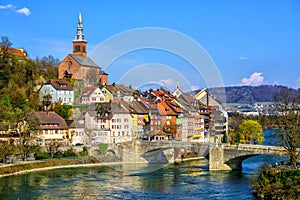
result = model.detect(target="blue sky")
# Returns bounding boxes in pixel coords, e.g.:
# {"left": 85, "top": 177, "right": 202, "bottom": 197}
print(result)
{"left": 1, "top": 0, "right": 300, "bottom": 91}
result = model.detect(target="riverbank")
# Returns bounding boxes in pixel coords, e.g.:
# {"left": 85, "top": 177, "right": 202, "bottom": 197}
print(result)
{"left": 0, "top": 157, "right": 120, "bottom": 178}
{"left": 0, "top": 156, "right": 206, "bottom": 178}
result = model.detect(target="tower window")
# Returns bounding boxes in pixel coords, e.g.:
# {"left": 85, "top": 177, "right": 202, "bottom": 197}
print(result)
{"left": 75, "top": 45, "right": 80, "bottom": 52}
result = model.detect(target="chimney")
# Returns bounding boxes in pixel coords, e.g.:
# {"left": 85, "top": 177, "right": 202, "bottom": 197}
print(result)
{"left": 206, "top": 89, "right": 209, "bottom": 106}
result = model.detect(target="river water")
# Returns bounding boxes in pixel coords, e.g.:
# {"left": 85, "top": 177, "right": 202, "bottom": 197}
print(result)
{"left": 0, "top": 130, "right": 285, "bottom": 199}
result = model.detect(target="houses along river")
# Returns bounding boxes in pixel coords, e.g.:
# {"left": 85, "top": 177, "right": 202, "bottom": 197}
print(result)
{"left": 0, "top": 130, "right": 284, "bottom": 199}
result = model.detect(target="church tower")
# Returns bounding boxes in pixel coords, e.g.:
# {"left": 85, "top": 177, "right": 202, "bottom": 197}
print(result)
{"left": 58, "top": 12, "right": 108, "bottom": 85}
{"left": 73, "top": 12, "right": 87, "bottom": 57}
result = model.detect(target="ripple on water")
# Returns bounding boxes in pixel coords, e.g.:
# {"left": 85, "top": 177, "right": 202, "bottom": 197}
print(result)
{"left": 0, "top": 160, "right": 259, "bottom": 200}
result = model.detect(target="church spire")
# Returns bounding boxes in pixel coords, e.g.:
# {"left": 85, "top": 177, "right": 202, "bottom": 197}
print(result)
{"left": 74, "top": 12, "right": 86, "bottom": 42}
{"left": 73, "top": 12, "right": 87, "bottom": 57}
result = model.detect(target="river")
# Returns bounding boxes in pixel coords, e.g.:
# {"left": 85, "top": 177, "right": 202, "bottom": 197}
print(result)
{"left": 0, "top": 130, "right": 286, "bottom": 199}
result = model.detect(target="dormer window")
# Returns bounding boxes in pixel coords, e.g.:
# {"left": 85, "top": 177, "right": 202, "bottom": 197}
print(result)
{"left": 59, "top": 84, "right": 67, "bottom": 87}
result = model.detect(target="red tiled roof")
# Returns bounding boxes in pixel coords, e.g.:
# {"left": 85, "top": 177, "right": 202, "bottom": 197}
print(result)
{"left": 81, "top": 86, "right": 98, "bottom": 97}
{"left": 34, "top": 111, "right": 68, "bottom": 129}
{"left": 44, "top": 79, "right": 73, "bottom": 90}
{"left": 152, "top": 89, "right": 175, "bottom": 100}
{"left": 165, "top": 101, "right": 182, "bottom": 113}
{"left": 157, "top": 101, "right": 177, "bottom": 116}
{"left": 0, "top": 46, "right": 27, "bottom": 59}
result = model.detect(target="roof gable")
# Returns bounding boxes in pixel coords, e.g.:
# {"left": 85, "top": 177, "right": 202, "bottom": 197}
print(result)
{"left": 81, "top": 86, "right": 103, "bottom": 97}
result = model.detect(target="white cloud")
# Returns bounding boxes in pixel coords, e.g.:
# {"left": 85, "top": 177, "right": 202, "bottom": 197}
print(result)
{"left": 191, "top": 85, "right": 200, "bottom": 91}
{"left": 0, "top": 4, "right": 31, "bottom": 16}
{"left": 159, "top": 79, "right": 173, "bottom": 87}
{"left": 0, "top": 4, "right": 13, "bottom": 9}
{"left": 241, "top": 72, "right": 264, "bottom": 86}
{"left": 240, "top": 56, "right": 248, "bottom": 61}
{"left": 16, "top": 7, "right": 30, "bottom": 16}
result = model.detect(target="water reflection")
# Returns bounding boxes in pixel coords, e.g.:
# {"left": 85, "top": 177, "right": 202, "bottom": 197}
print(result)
{"left": 0, "top": 160, "right": 257, "bottom": 200}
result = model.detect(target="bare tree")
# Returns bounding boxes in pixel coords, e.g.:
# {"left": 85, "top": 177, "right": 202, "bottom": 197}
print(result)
{"left": 274, "top": 88, "right": 300, "bottom": 169}
{"left": 0, "top": 140, "right": 14, "bottom": 163}
{"left": 0, "top": 36, "right": 13, "bottom": 48}
{"left": 16, "top": 110, "right": 40, "bottom": 161}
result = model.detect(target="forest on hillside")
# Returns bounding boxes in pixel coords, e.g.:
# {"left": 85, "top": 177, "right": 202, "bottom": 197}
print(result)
{"left": 0, "top": 36, "right": 62, "bottom": 130}
{"left": 208, "top": 85, "right": 299, "bottom": 104}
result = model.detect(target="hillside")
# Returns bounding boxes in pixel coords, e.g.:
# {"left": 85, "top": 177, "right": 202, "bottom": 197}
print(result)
{"left": 207, "top": 85, "right": 299, "bottom": 104}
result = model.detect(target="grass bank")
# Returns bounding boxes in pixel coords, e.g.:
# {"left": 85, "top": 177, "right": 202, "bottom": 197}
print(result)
{"left": 0, "top": 157, "right": 118, "bottom": 177}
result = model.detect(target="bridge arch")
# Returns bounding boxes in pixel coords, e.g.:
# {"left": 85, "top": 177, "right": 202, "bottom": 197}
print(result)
{"left": 105, "top": 149, "right": 117, "bottom": 157}
{"left": 209, "top": 144, "right": 296, "bottom": 170}
{"left": 224, "top": 154, "right": 259, "bottom": 170}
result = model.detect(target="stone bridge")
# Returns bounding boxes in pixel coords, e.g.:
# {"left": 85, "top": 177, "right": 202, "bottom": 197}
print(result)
{"left": 209, "top": 144, "right": 299, "bottom": 170}
{"left": 102, "top": 141, "right": 298, "bottom": 171}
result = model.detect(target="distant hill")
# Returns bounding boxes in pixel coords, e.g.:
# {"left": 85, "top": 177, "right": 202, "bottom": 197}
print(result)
{"left": 204, "top": 85, "right": 298, "bottom": 104}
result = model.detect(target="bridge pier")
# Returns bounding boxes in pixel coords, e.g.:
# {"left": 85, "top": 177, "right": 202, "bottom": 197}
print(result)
{"left": 209, "top": 145, "right": 231, "bottom": 171}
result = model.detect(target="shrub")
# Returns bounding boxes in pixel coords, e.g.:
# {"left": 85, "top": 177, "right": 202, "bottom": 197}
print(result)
{"left": 35, "top": 150, "right": 50, "bottom": 160}
{"left": 54, "top": 151, "right": 63, "bottom": 158}
{"left": 253, "top": 168, "right": 300, "bottom": 199}
{"left": 63, "top": 149, "right": 77, "bottom": 157}
{"left": 79, "top": 146, "right": 88, "bottom": 156}
{"left": 98, "top": 143, "right": 108, "bottom": 155}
